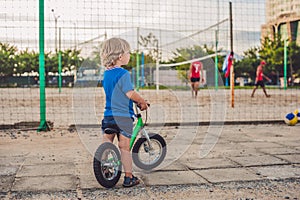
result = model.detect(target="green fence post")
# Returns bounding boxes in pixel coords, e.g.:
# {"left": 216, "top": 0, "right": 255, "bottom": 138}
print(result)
{"left": 284, "top": 39, "right": 288, "bottom": 90}
{"left": 58, "top": 27, "right": 62, "bottom": 93}
{"left": 215, "top": 30, "right": 219, "bottom": 90}
{"left": 136, "top": 27, "right": 140, "bottom": 91}
{"left": 38, "top": 0, "right": 49, "bottom": 131}
{"left": 58, "top": 51, "right": 62, "bottom": 92}
{"left": 136, "top": 52, "right": 140, "bottom": 91}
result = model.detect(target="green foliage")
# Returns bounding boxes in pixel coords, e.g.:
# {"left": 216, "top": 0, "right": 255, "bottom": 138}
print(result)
{"left": 126, "top": 51, "right": 156, "bottom": 71}
{"left": 0, "top": 42, "right": 18, "bottom": 76}
{"left": 234, "top": 47, "right": 260, "bottom": 79}
{"left": 56, "top": 49, "right": 83, "bottom": 73}
{"left": 287, "top": 41, "right": 300, "bottom": 77}
{"left": 0, "top": 42, "right": 84, "bottom": 76}
{"left": 166, "top": 45, "right": 224, "bottom": 83}
{"left": 92, "top": 43, "right": 103, "bottom": 65}
{"left": 169, "top": 45, "right": 203, "bottom": 70}
{"left": 259, "top": 34, "right": 285, "bottom": 74}
{"left": 16, "top": 49, "right": 39, "bottom": 74}
{"left": 234, "top": 33, "right": 300, "bottom": 81}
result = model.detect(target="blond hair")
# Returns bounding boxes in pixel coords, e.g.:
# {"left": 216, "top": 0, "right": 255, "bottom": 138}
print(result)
{"left": 100, "top": 38, "right": 130, "bottom": 68}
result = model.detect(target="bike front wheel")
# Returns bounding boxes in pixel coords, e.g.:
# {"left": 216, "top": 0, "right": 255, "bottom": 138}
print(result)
{"left": 93, "top": 142, "right": 122, "bottom": 188}
{"left": 132, "top": 133, "right": 167, "bottom": 170}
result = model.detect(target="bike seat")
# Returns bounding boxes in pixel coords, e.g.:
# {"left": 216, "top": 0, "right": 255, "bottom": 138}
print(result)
{"left": 104, "top": 128, "right": 120, "bottom": 134}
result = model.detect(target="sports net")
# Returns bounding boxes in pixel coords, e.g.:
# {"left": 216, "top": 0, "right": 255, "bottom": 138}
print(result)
{"left": 0, "top": 0, "right": 299, "bottom": 129}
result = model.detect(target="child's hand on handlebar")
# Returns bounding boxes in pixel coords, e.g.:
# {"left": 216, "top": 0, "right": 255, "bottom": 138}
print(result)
{"left": 127, "top": 90, "right": 149, "bottom": 111}
{"left": 145, "top": 100, "right": 150, "bottom": 107}
{"left": 138, "top": 100, "right": 149, "bottom": 111}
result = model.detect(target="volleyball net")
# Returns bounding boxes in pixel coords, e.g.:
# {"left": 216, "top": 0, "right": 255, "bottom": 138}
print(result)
{"left": 0, "top": 0, "right": 299, "bottom": 129}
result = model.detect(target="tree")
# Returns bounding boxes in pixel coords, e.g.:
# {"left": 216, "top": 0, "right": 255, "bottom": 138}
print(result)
{"left": 91, "top": 43, "right": 103, "bottom": 65}
{"left": 62, "top": 49, "right": 83, "bottom": 73}
{"left": 234, "top": 47, "right": 260, "bottom": 80}
{"left": 235, "top": 34, "right": 300, "bottom": 84}
{"left": 127, "top": 51, "right": 156, "bottom": 71}
{"left": 48, "top": 49, "right": 83, "bottom": 73}
{"left": 0, "top": 42, "right": 85, "bottom": 77}
{"left": 288, "top": 41, "right": 300, "bottom": 78}
{"left": 0, "top": 42, "right": 18, "bottom": 76}
{"left": 16, "top": 49, "right": 39, "bottom": 74}
{"left": 166, "top": 45, "right": 224, "bottom": 83}
{"left": 259, "top": 34, "right": 285, "bottom": 76}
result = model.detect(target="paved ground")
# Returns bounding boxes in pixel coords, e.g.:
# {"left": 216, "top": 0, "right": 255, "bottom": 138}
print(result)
{"left": 0, "top": 124, "right": 299, "bottom": 199}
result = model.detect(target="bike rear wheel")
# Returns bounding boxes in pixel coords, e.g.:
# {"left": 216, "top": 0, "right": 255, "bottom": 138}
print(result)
{"left": 93, "top": 142, "right": 122, "bottom": 188}
{"left": 132, "top": 133, "right": 166, "bottom": 170}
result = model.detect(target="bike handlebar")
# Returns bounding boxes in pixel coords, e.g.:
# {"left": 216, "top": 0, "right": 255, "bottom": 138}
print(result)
{"left": 134, "top": 102, "right": 150, "bottom": 125}
{"left": 136, "top": 103, "right": 150, "bottom": 109}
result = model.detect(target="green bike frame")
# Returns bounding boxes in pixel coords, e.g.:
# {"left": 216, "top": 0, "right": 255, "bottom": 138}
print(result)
{"left": 129, "top": 114, "right": 144, "bottom": 149}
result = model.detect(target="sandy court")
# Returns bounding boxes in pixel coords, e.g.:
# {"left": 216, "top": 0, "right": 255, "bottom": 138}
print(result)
{"left": 0, "top": 87, "right": 299, "bottom": 128}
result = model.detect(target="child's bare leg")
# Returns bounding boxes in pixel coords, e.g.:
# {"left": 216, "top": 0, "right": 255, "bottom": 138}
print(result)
{"left": 118, "top": 134, "right": 133, "bottom": 177}
{"left": 103, "top": 133, "right": 115, "bottom": 143}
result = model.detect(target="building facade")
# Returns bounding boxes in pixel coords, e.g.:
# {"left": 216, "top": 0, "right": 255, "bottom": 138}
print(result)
{"left": 261, "top": 0, "right": 300, "bottom": 44}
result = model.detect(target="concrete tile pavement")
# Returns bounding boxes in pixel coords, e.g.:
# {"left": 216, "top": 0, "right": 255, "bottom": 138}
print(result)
{"left": 0, "top": 124, "right": 299, "bottom": 194}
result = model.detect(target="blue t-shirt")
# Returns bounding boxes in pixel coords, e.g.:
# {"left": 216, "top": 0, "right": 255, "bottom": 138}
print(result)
{"left": 102, "top": 67, "right": 134, "bottom": 118}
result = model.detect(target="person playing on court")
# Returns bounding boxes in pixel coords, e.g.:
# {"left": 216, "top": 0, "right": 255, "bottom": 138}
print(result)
{"left": 189, "top": 59, "right": 204, "bottom": 98}
{"left": 251, "top": 60, "right": 271, "bottom": 98}
{"left": 100, "top": 37, "right": 148, "bottom": 187}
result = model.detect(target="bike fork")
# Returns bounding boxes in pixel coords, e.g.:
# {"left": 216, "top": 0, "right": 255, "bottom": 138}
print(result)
{"left": 142, "top": 128, "right": 154, "bottom": 151}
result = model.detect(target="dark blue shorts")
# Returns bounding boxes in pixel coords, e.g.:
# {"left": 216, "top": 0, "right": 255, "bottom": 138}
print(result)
{"left": 101, "top": 116, "right": 133, "bottom": 138}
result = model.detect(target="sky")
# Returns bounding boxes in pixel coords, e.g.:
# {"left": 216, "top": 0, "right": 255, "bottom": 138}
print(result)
{"left": 0, "top": 0, "right": 266, "bottom": 58}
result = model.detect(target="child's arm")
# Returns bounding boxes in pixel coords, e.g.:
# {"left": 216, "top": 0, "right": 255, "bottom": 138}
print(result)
{"left": 126, "top": 90, "right": 148, "bottom": 111}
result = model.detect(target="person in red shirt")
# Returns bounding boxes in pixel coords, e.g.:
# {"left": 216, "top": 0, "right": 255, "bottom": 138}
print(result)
{"left": 251, "top": 60, "right": 271, "bottom": 98}
{"left": 189, "top": 60, "right": 204, "bottom": 98}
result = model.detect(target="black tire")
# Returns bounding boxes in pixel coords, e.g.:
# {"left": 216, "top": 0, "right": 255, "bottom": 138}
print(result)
{"left": 93, "top": 142, "right": 122, "bottom": 188}
{"left": 132, "top": 133, "right": 167, "bottom": 170}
